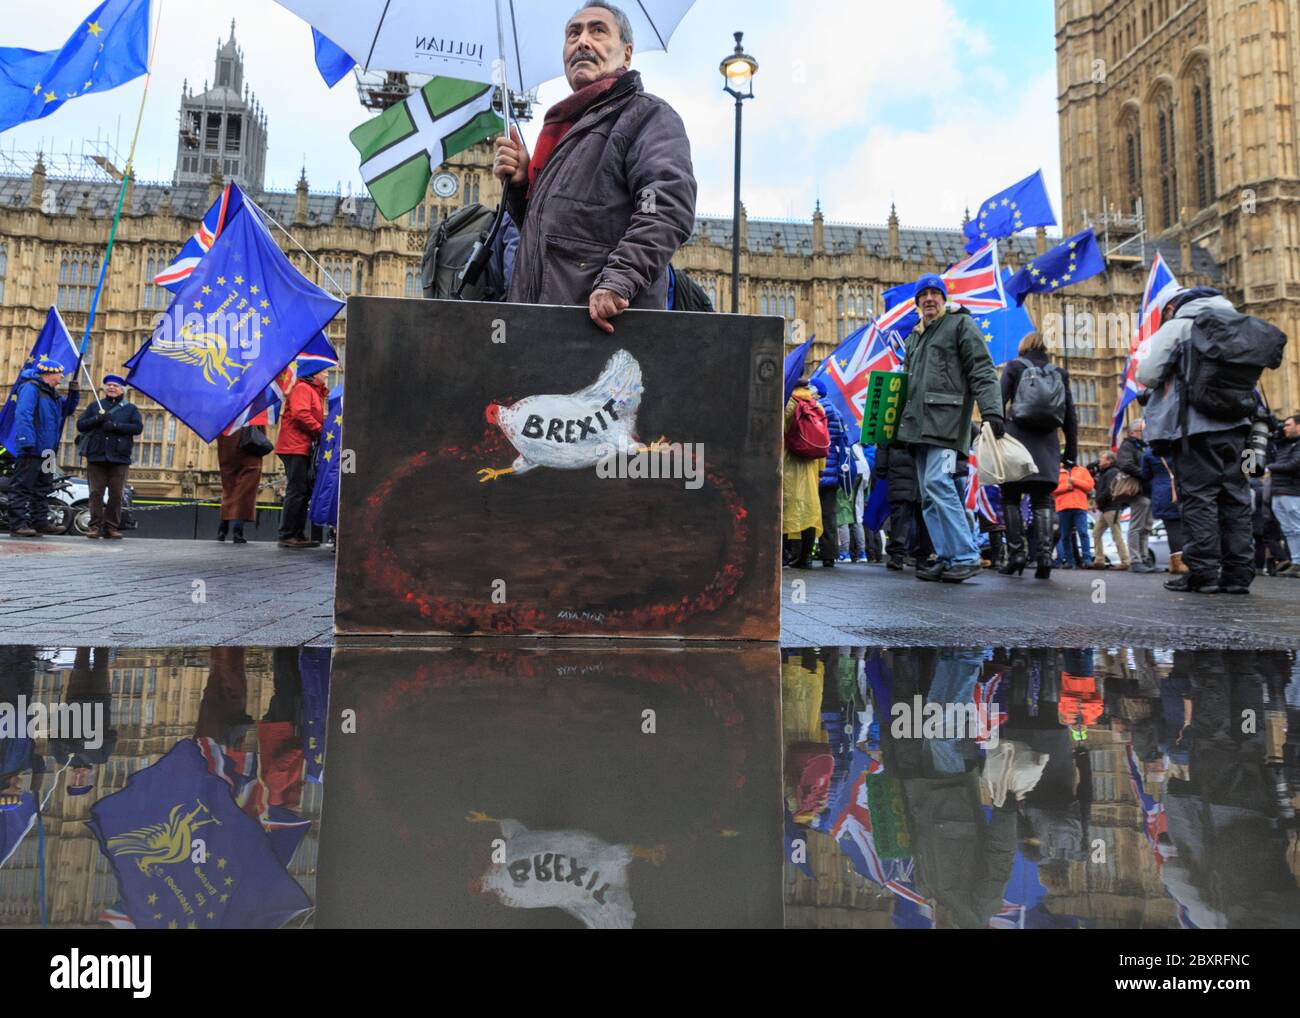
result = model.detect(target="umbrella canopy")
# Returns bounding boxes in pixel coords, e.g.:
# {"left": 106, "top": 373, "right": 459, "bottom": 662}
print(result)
{"left": 273, "top": 0, "right": 696, "bottom": 92}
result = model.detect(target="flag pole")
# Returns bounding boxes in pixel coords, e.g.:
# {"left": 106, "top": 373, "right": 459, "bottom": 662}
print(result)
{"left": 74, "top": 0, "right": 165, "bottom": 413}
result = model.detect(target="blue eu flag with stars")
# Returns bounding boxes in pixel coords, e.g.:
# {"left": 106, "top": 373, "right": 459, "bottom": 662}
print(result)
{"left": 1005, "top": 228, "right": 1106, "bottom": 307}
{"left": 124, "top": 205, "right": 344, "bottom": 442}
{"left": 86, "top": 739, "right": 312, "bottom": 929}
{"left": 0, "top": 0, "right": 150, "bottom": 133}
{"left": 971, "top": 270, "right": 1037, "bottom": 365}
{"left": 0, "top": 306, "right": 81, "bottom": 455}
{"left": 309, "top": 387, "right": 343, "bottom": 529}
{"left": 963, "top": 170, "right": 1057, "bottom": 254}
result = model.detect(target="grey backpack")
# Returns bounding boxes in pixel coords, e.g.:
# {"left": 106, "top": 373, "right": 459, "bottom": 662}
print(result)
{"left": 419, "top": 203, "right": 497, "bottom": 300}
{"left": 1010, "top": 358, "right": 1067, "bottom": 430}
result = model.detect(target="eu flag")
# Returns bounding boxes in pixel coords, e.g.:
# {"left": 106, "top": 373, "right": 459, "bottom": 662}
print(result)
{"left": 0, "top": 791, "right": 38, "bottom": 869}
{"left": 969, "top": 270, "right": 1037, "bottom": 365}
{"left": 783, "top": 335, "right": 813, "bottom": 402}
{"left": 86, "top": 739, "right": 311, "bottom": 929}
{"left": 0, "top": 307, "right": 81, "bottom": 455}
{"left": 1004, "top": 229, "right": 1106, "bottom": 307}
{"left": 125, "top": 206, "right": 344, "bottom": 442}
{"left": 312, "top": 29, "right": 354, "bottom": 87}
{"left": 309, "top": 387, "right": 343, "bottom": 528}
{"left": 0, "top": 0, "right": 150, "bottom": 133}
{"left": 963, "top": 170, "right": 1057, "bottom": 254}
{"left": 298, "top": 647, "right": 330, "bottom": 784}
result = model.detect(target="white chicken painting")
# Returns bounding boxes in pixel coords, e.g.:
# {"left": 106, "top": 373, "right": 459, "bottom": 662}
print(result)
{"left": 479, "top": 348, "right": 663, "bottom": 483}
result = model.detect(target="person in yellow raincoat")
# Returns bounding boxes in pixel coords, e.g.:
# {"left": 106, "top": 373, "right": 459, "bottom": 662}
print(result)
{"left": 784, "top": 381, "right": 826, "bottom": 568}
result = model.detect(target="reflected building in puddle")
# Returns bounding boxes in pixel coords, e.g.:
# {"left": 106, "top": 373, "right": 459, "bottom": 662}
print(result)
{"left": 1, "top": 642, "right": 1298, "bottom": 929}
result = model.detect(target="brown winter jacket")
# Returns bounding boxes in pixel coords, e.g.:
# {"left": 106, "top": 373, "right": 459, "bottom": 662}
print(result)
{"left": 504, "top": 70, "right": 697, "bottom": 310}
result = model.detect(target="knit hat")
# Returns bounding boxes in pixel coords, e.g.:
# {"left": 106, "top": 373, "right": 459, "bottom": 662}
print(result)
{"left": 914, "top": 273, "right": 947, "bottom": 300}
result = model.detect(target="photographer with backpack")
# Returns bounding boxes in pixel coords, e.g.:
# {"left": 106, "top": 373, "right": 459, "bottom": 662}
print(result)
{"left": 997, "top": 331, "right": 1078, "bottom": 580}
{"left": 1136, "top": 287, "right": 1287, "bottom": 594}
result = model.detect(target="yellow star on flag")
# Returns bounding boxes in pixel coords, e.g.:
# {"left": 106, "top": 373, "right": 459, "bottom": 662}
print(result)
{"left": 43, "top": 92, "right": 57, "bottom": 104}
{"left": 323, "top": 449, "right": 333, "bottom": 461}
{"left": 1000, "top": 198, "right": 1009, "bottom": 206}
{"left": 86, "top": 21, "right": 102, "bottom": 36}
{"left": 217, "top": 858, "right": 227, "bottom": 869}
{"left": 260, "top": 315, "right": 269, "bottom": 325}
{"left": 168, "top": 920, "right": 178, "bottom": 930}
{"left": 325, "top": 431, "right": 334, "bottom": 442}
{"left": 84, "top": 80, "right": 92, "bottom": 89}
{"left": 207, "top": 911, "right": 215, "bottom": 920}
{"left": 147, "top": 893, "right": 158, "bottom": 905}
{"left": 1068, "top": 241, "right": 1077, "bottom": 249}
{"left": 259, "top": 299, "right": 269, "bottom": 308}
{"left": 334, "top": 414, "right": 343, "bottom": 425}
{"left": 153, "top": 913, "right": 162, "bottom": 920}
{"left": 988, "top": 201, "right": 997, "bottom": 210}
{"left": 224, "top": 877, "right": 233, "bottom": 886}
{"left": 193, "top": 300, "right": 204, "bottom": 310}
{"left": 234, "top": 274, "right": 244, "bottom": 285}
{"left": 201, "top": 285, "right": 211, "bottom": 295}
{"left": 1062, "top": 273, "right": 1072, "bottom": 282}
{"left": 32, "top": 82, "right": 41, "bottom": 94}
{"left": 250, "top": 285, "right": 259, "bottom": 295}
{"left": 219, "top": 893, "right": 229, "bottom": 903}
{"left": 216, "top": 276, "right": 226, "bottom": 286}
{"left": 187, "top": 920, "right": 197, "bottom": 930}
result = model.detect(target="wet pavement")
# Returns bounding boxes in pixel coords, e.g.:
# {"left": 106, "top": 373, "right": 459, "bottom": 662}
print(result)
{"left": 3, "top": 642, "right": 1297, "bottom": 929}
{"left": 3, "top": 536, "right": 1300, "bottom": 649}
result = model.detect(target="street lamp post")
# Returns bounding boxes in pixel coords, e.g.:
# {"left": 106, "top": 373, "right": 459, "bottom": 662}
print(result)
{"left": 720, "top": 32, "right": 757, "bottom": 314}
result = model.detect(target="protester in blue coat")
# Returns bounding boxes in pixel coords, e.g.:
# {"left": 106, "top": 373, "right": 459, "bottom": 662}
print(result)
{"left": 1141, "top": 446, "right": 1185, "bottom": 574}
{"left": 809, "top": 378, "right": 848, "bottom": 566}
{"left": 7, "top": 357, "right": 78, "bottom": 536}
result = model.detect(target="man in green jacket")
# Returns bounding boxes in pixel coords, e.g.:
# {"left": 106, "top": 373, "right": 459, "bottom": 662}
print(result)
{"left": 896, "top": 274, "right": 1004, "bottom": 582}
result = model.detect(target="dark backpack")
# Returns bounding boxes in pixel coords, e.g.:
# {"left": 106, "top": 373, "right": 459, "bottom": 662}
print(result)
{"left": 1182, "top": 309, "right": 1287, "bottom": 421}
{"left": 668, "top": 265, "right": 715, "bottom": 312}
{"left": 786, "top": 398, "right": 831, "bottom": 459}
{"left": 419, "top": 203, "right": 498, "bottom": 300}
{"left": 1009, "top": 358, "right": 1067, "bottom": 430}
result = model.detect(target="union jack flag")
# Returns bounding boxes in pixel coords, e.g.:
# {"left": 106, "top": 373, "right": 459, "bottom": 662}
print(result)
{"left": 810, "top": 321, "right": 903, "bottom": 443}
{"left": 943, "top": 240, "right": 1008, "bottom": 313}
{"left": 964, "top": 448, "right": 999, "bottom": 523}
{"left": 1110, "top": 252, "right": 1179, "bottom": 449}
{"left": 1124, "top": 742, "right": 1169, "bottom": 870}
{"left": 154, "top": 181, "right": 247, "bottom": 290}
{"left": 220, "top": 333, "right": 338, "bottom": 436}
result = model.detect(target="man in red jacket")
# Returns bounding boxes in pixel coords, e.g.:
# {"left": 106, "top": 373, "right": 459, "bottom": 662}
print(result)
{"left": 274, "top": 375, "right": 327, "bottom": 548}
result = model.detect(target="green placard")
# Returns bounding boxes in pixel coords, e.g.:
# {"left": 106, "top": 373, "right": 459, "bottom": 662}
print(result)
{"left": 860, "top": 370, "right": 908, "bottom": 444}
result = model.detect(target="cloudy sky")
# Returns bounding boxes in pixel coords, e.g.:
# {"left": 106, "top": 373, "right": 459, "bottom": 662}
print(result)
{"left": 3, "top": 0, "right": 1061, "bottom": 231}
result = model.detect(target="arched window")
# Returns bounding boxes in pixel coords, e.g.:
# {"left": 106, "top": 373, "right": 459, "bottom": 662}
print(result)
{"left": 405, "top": 269, "right": 417, "bottom": 297}
{"left": 57, "top": 251, "right": 99, "bottom": 311}
{"left": 1119, "top": 108, "right": 1143, "bottom": 216}
{"left": 1189, "top": 67, "right": 1216, "bottom": 211}
{"left": 142, "top": 249, "right": 169, "bottom": 309}
{"left": 1153, "top": 88, "right": 1178, "bottom": 228}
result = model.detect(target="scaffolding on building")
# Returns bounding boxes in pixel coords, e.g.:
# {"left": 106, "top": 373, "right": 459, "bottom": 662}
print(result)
{"left": 1090, "top": 196, "right": 1146, "bottom": 264}
{"left": 353, "top": 69, "right": 537, "bottom": 122}
{"left": 0, "top": 135, "right": 128, "bottom": 183}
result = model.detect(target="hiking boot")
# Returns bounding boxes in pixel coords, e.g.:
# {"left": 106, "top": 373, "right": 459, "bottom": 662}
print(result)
{"left": 940, "top": 562, "right": 981, "bottom": 583}
{"left": 85, "top": 528, "right": 101, "bottom": 540}
{"left": 916, "top": 560, "right": 946, "bottom": 582}
{"left": 1164, "top": 574, "right": 1219, "bottom": 594}
{"left": 12, "top": 526, "right": 37, "bottom": 537}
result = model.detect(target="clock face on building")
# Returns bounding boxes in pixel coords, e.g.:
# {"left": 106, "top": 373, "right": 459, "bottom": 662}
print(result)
{"left": 432, "top": 172, "right": 459, "bottom": 199}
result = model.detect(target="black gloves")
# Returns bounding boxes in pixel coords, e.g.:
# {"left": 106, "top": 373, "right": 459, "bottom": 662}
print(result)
{"left": 986, "top": 416, "right": 1006, "bottom": 439}
{"left": 101, "top": 417, "right": 116, "bottom": 433}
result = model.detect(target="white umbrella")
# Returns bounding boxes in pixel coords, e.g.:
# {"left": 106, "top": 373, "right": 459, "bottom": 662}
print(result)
{"left": 272, "top": 0, "right": 696, "bottom": 93}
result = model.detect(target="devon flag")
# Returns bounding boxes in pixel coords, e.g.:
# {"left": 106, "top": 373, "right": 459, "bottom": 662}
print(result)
{"left": 351, "top": 76, "right": 502, "bottom": 220}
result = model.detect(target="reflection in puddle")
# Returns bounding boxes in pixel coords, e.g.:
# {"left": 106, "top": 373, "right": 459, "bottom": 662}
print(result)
{"left": 784, "top": 647, "right": 1300, "bottom": 929}
{"left": 0, "top": 646, "right": 326, "bottom": 928}
{"left": 1, "top": 643, "right": 1298, "bottom": 928}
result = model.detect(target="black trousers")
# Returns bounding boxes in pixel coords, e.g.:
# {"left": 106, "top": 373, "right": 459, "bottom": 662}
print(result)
{"left": 1176, "top": 428, "right": 1254, "bottom": 586}
{"left": 278, "top": 454, "right": 312, "bottom": 540}
{"left": 817, "top": 485, "right": 839, "bottom": 563}
{"left": 886, "top": 501, "right": 916, "bottom": 559}
{"left": 87, "top": 461, "right": 129, "bottom": 533}
{"left": 7, "top": 454, "right": 52, "bottom": 530}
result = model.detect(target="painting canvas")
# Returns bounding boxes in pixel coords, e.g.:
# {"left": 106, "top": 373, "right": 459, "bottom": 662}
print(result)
{"left": 315, "top": 642, "right": 783, "bottom": 929}
{"left": 335, "top": 298, "right": 784, "bottom": 639}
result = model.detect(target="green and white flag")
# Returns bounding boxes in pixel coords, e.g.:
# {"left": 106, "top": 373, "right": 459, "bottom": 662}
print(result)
{"left": 350, "top": 77, "right": 503, "bottom": 221}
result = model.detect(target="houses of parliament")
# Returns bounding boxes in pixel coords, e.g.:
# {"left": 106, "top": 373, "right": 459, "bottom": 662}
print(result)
{"left": 2, "top": 3, "right": 1300, "bottom": 500}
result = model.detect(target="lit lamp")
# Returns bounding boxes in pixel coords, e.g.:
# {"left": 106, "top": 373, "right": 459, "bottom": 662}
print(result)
{"left": 720, "top": 32, "right": 757, "bottom": 314}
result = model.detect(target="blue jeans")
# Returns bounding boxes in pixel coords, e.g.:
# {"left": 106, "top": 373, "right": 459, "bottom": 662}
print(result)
{"left": 1056, "top": 508, "right": 1092, "bottom": 566}
{"left": 915, "top": 444, "right": 981, "bottom": 567}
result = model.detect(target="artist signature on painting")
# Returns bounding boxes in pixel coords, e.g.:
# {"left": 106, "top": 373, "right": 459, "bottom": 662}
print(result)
{"left": 557, "top": 609, "right": 607, "bottom": 624}
{"left": 555, "top": 664, "right": 606, "bottom": 676}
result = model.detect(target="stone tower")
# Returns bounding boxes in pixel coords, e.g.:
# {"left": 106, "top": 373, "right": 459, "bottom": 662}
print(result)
{"left": 173, "top": 20, "right": 268, "bottom": 190}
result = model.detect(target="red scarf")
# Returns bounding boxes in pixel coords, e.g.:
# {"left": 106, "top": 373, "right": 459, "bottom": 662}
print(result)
{"left": 527, "top": 68, "right": 629, "bottom": 197}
